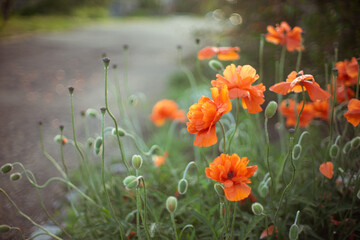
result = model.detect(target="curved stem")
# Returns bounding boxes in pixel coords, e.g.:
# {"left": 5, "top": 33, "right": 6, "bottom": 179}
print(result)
{"left": 219, "top": 121, "right": 227, "bottom": 154}
{"left": 228, "top": 98, "right": 240, "bottom": 152}
{"left": 329, "top": 72, "right": 338, "bottom": 145}
{"left": 259, "top": 34, "right": 265, "bottom": 83}
{"left": 294, "top": 85, "right": 306, "bottom": 133}
{"left": 265, "top": 117, "right": 274, "bottom": 198}
{"left": 182, "top": 161, "right": 197, "bottom": 179}
{"left": 170, "top": 212, "right": 179, "bottom": 240}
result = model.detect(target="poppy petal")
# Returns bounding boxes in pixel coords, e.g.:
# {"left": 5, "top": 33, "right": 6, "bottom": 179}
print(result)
{"left": 224, "top": 183, "right": 251, "bottom": 201}
{"left": 198, "top": 47, "right": 218, "bottom": 60}
{"left": 193, "top": 126, "right": 217, "bottom": 147}
{"left": 319, "top": 162, "right": 334, "bottom": 179}
{"left": 302, "top": 81, "right": 331, "bottom": 101}
{"left": 269, "top": 82, "right": 292, "bottom": 95}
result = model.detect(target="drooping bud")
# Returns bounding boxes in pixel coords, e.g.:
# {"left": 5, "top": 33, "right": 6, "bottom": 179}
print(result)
{"left": 132, "top": 155, "right": 143, "bottom": 169}
{"left": 10, "top": 172, "right": 21, "bottom": 181}
{"left": 86, "top": 108, "right": 98, "bottom": 118}
{"left": 112, "top": 127, "right": 125, "bottom": 137}
{"left": 251, "top": 202, "right": 264, "bottom": 215}
{"left": 209, "top": 60, "right": 224, "bottom": 72}
{"left": 351, "top": 136, "right": 360, "bottom": 149}
{"left": 177, "top": 178, "right": 188, "bottom": 195}
{"left": 329, "top": 144, "right": 339, "bottom": 159}
{"left": 102, "top": 57, "right": 110, "bottom": 68}
{"left": 0, "top": 224, "right": 11, "bottom": 233}
{"left": 214, "top": 183, "right": 225, "bottom": 198}
{"left": 265, "top": 101, "right": 278, "bottom": 119}
{"left": 95, "top": 137, "right": 103, "bottom": 149}
{"left": 166, "top": 196, "right": 178, "bottom": 213}
{"left": 292, "top": 144, "right": 302, "bottom": 160}
{"left": 123, "top": 175, "right": 139, "bottom": 189}
{"left": 1, "top": 163, "right": 13, "bottom": 174}
{"left": 289, "top": 224, "right": 299, "bottom": 240}
{"left": 343, "top": 141, "right": 352, "bottom": 154}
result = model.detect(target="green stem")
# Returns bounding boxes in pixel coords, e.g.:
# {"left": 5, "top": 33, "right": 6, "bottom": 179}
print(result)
{"left": 219, "top": 121, "right": 227, "bottom": 154}
{"left": 59, "top": 127, "right": 68, "bottom": 177}
{"left": 230, "top": 202, "right": 237, "bottom": 240}
{"left": 329, "top": 71, "right": 338, "bottom": 145}
{"left": 259, "top": 34, "right": 265, "bottom": 83}
{"left": 139, "top": 178, "right": 151, "bottom": 240}
{"left": 228, "top": 98, "right": 240, "bottom": 152}
{"left": 0, "top": 188, "right": 63, "bottom": 240}
{"left": 170, "top": 213, "right": 179, "bottom": 240}
{"left": 294, "top": 86, "right": 306, "bottom": 134}
{"left": 295, "top": 38, "right": 303, "bottom": 72}
{"left": 136, "top": 187, "right": 141, "bottom": 239}
{"left": 356, "top": 58, "right": 360, "bottom": 99}
{"left": 265, "top": 117, "right": 274, "bottom": 198}
{"left": 178, "top": 47, "right": 197, "bottom": 90}
{"left": 182, "top": 161, "right": 197, "bottom": 179}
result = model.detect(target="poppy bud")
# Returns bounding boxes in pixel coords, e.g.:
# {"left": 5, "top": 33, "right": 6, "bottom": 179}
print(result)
{"left": 112, "top": 127, "right": 125, "bottom": 137}
{"left": 251, "top": 202, "right": 264, "bottom": 215}
{"left": 258, "top": 184, "right": 269, "bottom": 198}
{"left": 94, "top": 147, "right": 101, "bottom": 156}
{"left": 10, "top": 172, "right": 21, "bottom": 181}
{"left": 53, "top": 135, "right": 65, "bottom": 144}
{"left": 123, "top": 175, "right": 139, "bottom": 189}
{"left": 265, "top": 101, "right": 277, "bottom": 119}
{"left": 351, "top": 136, "right": 360, "bottom": 149}
{"left": 95, "top": 137, "right": 103, "bottom": 149}
{"left": 68, "top": 87, "right": 74, "bottom": 94}
{"left": 329, "top": 144, "right": 339, "bottom": 159}
{"left": 209, "top": 60, "right": 224, "bottom": 72}
{"left": 132, "top": 155, "right": 143, "bottom": 169}
{"left": 292, "top": 144, "right": 302, "bottom": 160}
{"left": 86, "top": 108, "right": 98, "bottom": 118}
{"left": 214, "top": 183, "right": 225, "bottom": 198}
{"left": 343, "top": 141, "right": 352, "bottom": 154}
{"left": 177, "top": 178, "right": 188, "bottom": 195}
{"left": 129, "top": 94, "right": 139, "bottom": 106}
{"left": 166, "top": 196, "right": 178, "bottom": 213}
{"left": 0, "top": 224, "right": 11, "bottom": 233}
{"left": 289, "top": 224, "right": 299, "bottom": 240}
{"left": 103, "top": 57, "right": 110, "bottom": 68}
{"left": 1, "top": 163, "right": 13, "bottom": 174}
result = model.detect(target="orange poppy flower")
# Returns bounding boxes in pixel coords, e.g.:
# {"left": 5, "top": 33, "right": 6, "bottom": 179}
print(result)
{"left": 270, "top": 70, "right": 330, "bottom": 101}
{"left": 344, "top": 98, "right": 360, "bottom": 127}
{"left": 205, "top": 153, "right": 257, "bottom": 201}
{"left": 198, "top": 46, "right": 240, "bottom": 61}
{"left": 312, "top": 100, "right": 329, "bottom": 121}
{"left": 336, "top": 57, "right": 359, "bottom": 86}
{"left": 279, "top": 99, "right": 315, "bottom": 127}
{"left": 187, "top": 86, "right": 232, "bottom": 147}
{"left": 260, "top": 225, "right": 278, "bottom": 239}
{"left": 337, "top": 86, "right": 354, "bottom": 103}
{"left": 211, "top": 64, "right": 265, "bottom": 113}
{"left": 149, "top": 99, "right": 186, "bottom": 126}
{"left": 319, "top": 161, "right": 334, "bottom": 179}
{"left": 152, "top": 152, "right": 168, "bottom": 167}
{"left": 265, "top": 21, "right": 303, "bottom": 52}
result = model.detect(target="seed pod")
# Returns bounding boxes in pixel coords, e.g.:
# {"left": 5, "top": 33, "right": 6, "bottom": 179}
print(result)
{"left": 1, "top": 163, "right": 13, "bottom": 174}
{"left": 102, "top": 57, "right": 110, "bottom": 68}
{"left": 123, "top": 176, "right": 138, "bottom": 189}
{"left": 251, "top": 202, "right": 264, "bottom": 215}
{"left": 329, "top": 144, "right": 339, "bottom": 159}
{"left": 10, "top": 172, "right": 21, "bottom": 181}
{"left": 0, "top": 224, "right": 11, "bottom": 233}
{"left": 177, "top": 179, "right": 188, "bottom": 195}
{"left": 209, "top": 60, "right": 224, "bottom": 72}
{"left": 214, "top": 183, "right": 225, "bottom": 198}
{"left": 132, "top": 155, "right": 143, "bottom": 170}
{"left": 351, "top": 136, "right": 360, "bottom": 149}
{"left": 292, "top": 144, "right": 302, "bottom": 160}
{"left": 166, "top": 196, "right": 178, "bottom": 213}
{"left": 289, "top": 224, "right": 299, "bottom": 240}
{"left": 265, "top": 101, "right": 278, "bottom": 119}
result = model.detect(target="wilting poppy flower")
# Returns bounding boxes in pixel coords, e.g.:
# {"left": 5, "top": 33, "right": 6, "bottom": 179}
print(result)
{"left": 270, "top": 70, "right": 330, "bottom": 101}
{"left": 211, "top": 64, "right": 265, "bottom": 113}
{"left": 260, "top": 225, "right": 278, "bottom": 239}
{"left": 152, "top": 152, "right": 168, "bottom": 167}
{"left": 205, "top": 153, "right": 257, "bottom": 201}
{"left": 319, "top": 161, "right": 334, "bottom": 179}
{"left": 149, "top": 99, "right": 186, "bottom": 126}
{"left": 198, "top": 46, "right": 240, "bottom": 61}
{"left": 336, "top": 57, "right": 359, "bottom": 86}
{"left": 187, "top": 86, "right": 232, "bottom": 147}
{"left": 265, "top": 21, "right": 303, "bottom": 52}
{"left": 344, "top": 98, "right": 360, "bottom": 127}
{"left": 312, "top": 100, "right": 329, "bottom": 121}
{"left": 280, "top": 99, "right": 315, "bottom": 127}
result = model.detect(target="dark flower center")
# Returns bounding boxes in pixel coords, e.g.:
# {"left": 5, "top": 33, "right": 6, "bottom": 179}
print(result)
{"left": 227, "top": 171, "right": 234, "bottom": 179}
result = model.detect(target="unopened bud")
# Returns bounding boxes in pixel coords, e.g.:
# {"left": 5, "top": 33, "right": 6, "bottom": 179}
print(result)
{"left": 103, "top": 57, "right": 110, "bottom": 68}
{"left": 343, "top": 141, "right": 352, "bottom": 154}
{"left": 209, "top": 60, "right": 224, "bottom": 72}
{"left": 329, "top": 144, "right": 339, "bottom": 159}
{"left": 86, "top": 108, "right": 98, "bottom": 118}
{"left": 178, "top": 178, "right": 188, "bottom": 195}
{"left": 112, "top": 127, "right": 125, "bottom": 137}
{"left": 68, "top": 87, "right": 74, "bottom": 94}
{"left": 166, "top": 196, "right": 178, "bottom": 213}
{"left": 87, "top": 137, "right": 94, "bottom": 148}
{"left": 289, "top": 224, "right": 299, "bottom": 240}
{"left": 95, "top": 137, "right": 103, "bottom": 149}
{"left": 0, "top": 224, "right": 11, "bottom": 233}
{"left": 123, "top": 176, "right": 139, "bottom": 189}
{"left": 351, "top": 136, "right": 360, "bottom": 149}
{"left": 251, "top": 202, "right": 264, "bottom": 215}
{"left": 1, "top": 163, "right": 13, "bottom": 174}
{"left": 292, "top": 144, "right": 302, "bottom": 160}
{"left": 94, "top": 147, "right": 100, "bottom": 155}
{"left": 338, "top": 167, "right": 344, "bottom": 173}
{"left": 129, "top": 95, "right": 139, "bottom": 106}
{"left": 132, "top": 155, "right": 143, "bottom": 169}
{"left": 214, "top": 183, "right": 225, "bottom": 198}
{"left": 265, "top": 101, "right": 278, "bottom": 119}
{"left": 10, "top": 172, "right": 21, "bottom": 181}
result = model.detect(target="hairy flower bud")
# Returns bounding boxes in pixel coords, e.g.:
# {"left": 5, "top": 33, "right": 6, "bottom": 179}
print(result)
{"left": 86, "top": 108, "right": 98, "bottom": 118}
{"left": 95, "top": 137, "right": 103, "bottom": 149}
{"left": 177, "top": 178, "right": 188, "bottom": 195}
{"left": 0, "top": 224, "right": 11, "bottom": 233}
{"left": 251, "top": 202, "right": 264, "bottom": 215}
{"left": 209, "top": 60, "right": 224, "bottom": 72}
{"left": 289, "top": 224, "right": 299, "bottom": 240}
{"left": 132, "top": 155, "right": 143, "bottom": 169}
{"left": 292, "top": 144, "right": 302, "bottom": 160}
{"left": 123, "top": 176, "right": 139, "bottom": 189}
{"left": 10, "top": 172, "right": 21, "bottom": 181}
{"left": 351, "top": 136, "right": 360, "bottom": 149}
{"left": 166, "top": 196, "right": 178, "bottom": 213}
{"left": 343, "top": 141, "right": 352, "bottom": 154}
{"left": 214, "top": 183, "right": 225, "bottom": 198}
{"left": 112, "top": 127, "right": 125, "bottom": 137}
{"left": 1, "top": 163, "right": 13, "bottom": 174}
{"left": 329, "top": 144, "right": 339, "bottom": 159}
{"left": 265, "top": 101, "right": 278, "bottom": 119}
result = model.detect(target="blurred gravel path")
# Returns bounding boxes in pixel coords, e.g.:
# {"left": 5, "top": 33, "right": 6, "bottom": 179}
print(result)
{"left": 0, "top": 16, "right": 210, "bottom": 238}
